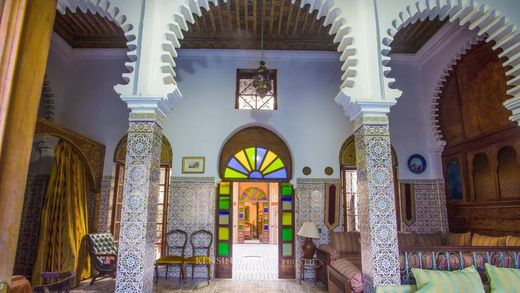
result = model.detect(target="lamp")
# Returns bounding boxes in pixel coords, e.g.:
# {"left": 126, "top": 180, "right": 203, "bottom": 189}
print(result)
{"left": 253, "top": 0, "right": 271, "bottom": 98}
{"left": 297, "top": 222, "right": 320, "bottom": 259}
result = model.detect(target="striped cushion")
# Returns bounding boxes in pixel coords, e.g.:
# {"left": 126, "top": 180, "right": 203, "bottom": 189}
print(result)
{"left": 506, "top": 235, "right": 520, "bottom": 247}
{"left": 330, "top": 259, "right": 363, "bottom": 293}
{"left": 412, "top": 267, "right": 485, "bottom": 293}
{"left": 471, "top": 233, "right": 507, "bottom": 246}
{"left": 330, "top": 232, "right": 360, "bottom": 254}
{"left": 416, "top": 232, "right": 443, "bottom": 247}
{"left": 447, "top": 232, "right": 472, "bottom": 246}
{"left": 398, "top": 232, "right": 416, "bottom": 248}
{"left": 485, "top": 263, "right": 520, "bottom": 292}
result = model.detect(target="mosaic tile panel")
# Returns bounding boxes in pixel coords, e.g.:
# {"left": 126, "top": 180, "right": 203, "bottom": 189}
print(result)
{"left": 400, "top": 179, "right": 448, "bottom": 235}
{"left": 354, "top": 117, "right": 400, "bottom": 292}
{"left": 97, "top": 176, "right": 115, "bottom": 232}
{"left": 166, "top": 177, "right": 216, "bottom": 278}
{"left": 13, "top": 175, "right": 48, "bottom": 276}
{"left": 295, "top": 178, "right": 343, "bottom": 279}
{"left": 115, "top": 120, "right": 163, "bottom": 293}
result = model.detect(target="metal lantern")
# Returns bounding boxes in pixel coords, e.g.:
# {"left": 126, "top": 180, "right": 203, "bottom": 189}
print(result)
{"left": 253, "top": 60, "right": 271, "bottom": 98}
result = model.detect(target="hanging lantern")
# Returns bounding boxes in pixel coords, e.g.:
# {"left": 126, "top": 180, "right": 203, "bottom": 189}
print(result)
{"left": 253, "top": 60, "right": 271, "bottom": 98}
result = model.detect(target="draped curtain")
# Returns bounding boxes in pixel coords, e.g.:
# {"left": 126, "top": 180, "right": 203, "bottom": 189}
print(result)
{"left": 32, "top": 140, "right": 90, "bottom": 285}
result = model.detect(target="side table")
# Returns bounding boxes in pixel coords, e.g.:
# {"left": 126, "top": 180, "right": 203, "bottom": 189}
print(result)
{"left": 299, "top": 258, "right": 322, "bottom": 285}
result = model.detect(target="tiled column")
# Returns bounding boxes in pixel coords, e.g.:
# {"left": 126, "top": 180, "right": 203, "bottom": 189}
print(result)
{"left": 354, "top": 114, "right": 400, "bottom": 292}
{"left": 115, "top": 98, "right": 171, "bottom": 293}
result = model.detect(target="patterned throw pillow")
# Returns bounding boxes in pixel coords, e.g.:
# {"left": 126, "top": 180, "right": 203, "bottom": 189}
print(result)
{"left": 411, "top": 267, "right": 486, "bottom": 293}
{"left": 416, "top": 232, "right": 443, "bottom": 247}
{"left": 447, "top": 232, "right": 472, "bottom": 246}
{"left": 471, "top": 233, "right": 507, "bottom": 246}
{"left": 506, "top": 235, "right": 520, "bottom": 247}
{"left": 485, "top": 263, "right": 520, "bottom": 292}
{"left": 375, "top": 285, "right": 417, "bottom": 293}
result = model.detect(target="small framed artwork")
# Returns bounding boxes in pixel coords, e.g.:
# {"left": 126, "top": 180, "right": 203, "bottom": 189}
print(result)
{"left": 407, "top": 154, "right": 427, "bottom": 174}
{"left": 182, "top": 157, "right": 205, "bottom": 174}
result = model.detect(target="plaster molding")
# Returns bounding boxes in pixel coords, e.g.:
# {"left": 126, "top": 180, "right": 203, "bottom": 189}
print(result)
{"left": 504, "top": 97, "right": 520, "bottom": 125}
{"left": 120, "top": 96, "right": 174, "bottom": 124}
{"left": 177, "top": 49, "right": 341, "bottom": 62}
{"left": 381, "top": 0, "right": 520, "bottom": 126}
{"left": 335, "top": 90, "right": 395, "bottom": 121}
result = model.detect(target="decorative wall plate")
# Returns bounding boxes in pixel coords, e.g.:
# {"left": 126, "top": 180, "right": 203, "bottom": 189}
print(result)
{"left": 302, "top": 166, "right": 311, "bottom": 175}
{"left": 324, "top": 167, "right": 333, "bottom": 176}
{"left": 407, "top": 154, "right": 427, "bottom": 174}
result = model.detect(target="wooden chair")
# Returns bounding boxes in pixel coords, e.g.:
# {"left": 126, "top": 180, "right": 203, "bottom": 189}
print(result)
{"left": 32, "top": 272, "right": 75, "bottom": 293}
{"left": 154, "top": 229, "right": 188, "bottom": 284}
{"left": 184, "top": 230, "right": 213, "bottom": 283}
{"left": 85, "top": 233, "right": 118, "bottom": 285}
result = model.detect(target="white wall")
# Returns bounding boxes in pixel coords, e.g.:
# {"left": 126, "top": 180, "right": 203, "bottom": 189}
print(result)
{"left": 164, "top": 50, "right": 351, "bottom": 181}
{"left": 45, "top": 35, "right": 130, "bottom": 175}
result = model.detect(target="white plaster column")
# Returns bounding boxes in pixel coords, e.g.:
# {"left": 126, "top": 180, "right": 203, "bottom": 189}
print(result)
{"left": 505, "top": 97, "right": 520, "bottom": 126}
{"left": 353, "top": 111, "right": 400, "bottom": 292}
{"left": 115, "top": 97, "right": 172, "bottom": 293}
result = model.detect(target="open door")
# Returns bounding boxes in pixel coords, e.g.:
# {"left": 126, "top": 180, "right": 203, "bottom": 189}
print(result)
{"left": 278, "top": 182, "right": 295, "bottom": 278}
{"left": 215, "top": 182, "right": 233, "bottom": 278}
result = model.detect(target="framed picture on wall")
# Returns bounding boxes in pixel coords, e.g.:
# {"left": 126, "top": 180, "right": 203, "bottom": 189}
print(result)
{"left": 182, "top": 157, "right": 205, "bottom": 174}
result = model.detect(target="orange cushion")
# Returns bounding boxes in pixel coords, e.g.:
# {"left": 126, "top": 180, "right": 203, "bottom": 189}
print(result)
{"left": 330, "top": 259, "right": 363, "bottom": 293}
{"left": 330, "top": 232, "right": 361, "bottom": 254}
{"left": 156, "top": 255, "right": 184, "bottom": 264}
{"left": 506, "top": 235, "right": 520, "bottom": 247}
{"left": 471, "top": 233, "right": 507, "bottom": 246}
{"left": 416, "top": 232, "right": 443, "bottom": 247}
{"left": 447, "top": 232, "right": 472, "bottom": 246}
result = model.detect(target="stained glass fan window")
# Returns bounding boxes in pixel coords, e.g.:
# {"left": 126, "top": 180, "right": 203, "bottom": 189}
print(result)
{"left": 236, "top": 69, "right": 277, "bottom": 110}
{"left": 224, "top": 147, "right": 287, "bottom": 180}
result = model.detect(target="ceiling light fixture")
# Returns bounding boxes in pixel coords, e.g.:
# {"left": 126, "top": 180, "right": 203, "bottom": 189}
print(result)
{"left": 253, "top": 0, "right": 272, "bottom": 98}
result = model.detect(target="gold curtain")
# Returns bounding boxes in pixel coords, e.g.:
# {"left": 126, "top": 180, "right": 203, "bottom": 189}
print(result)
{"left": 32, "top": 140, "right": 90, "bottom": 285}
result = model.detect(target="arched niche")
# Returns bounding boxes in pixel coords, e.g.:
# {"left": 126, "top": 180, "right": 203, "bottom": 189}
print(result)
{"left": 113, "top": 134, "right": 173, "bottom": 166}
{"left": 219, "top": 126, "right": 292, "bottom": 180}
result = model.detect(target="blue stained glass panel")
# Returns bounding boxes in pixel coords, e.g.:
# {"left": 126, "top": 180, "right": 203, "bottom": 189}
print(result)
{"left": 282, "top": 196, "right": 292, "bottom": 201}
{"left": 249, "top": 171, "right": 263, "bottom": 179}
{"left": 264, "top": 225, "right": 269, "bottom": 231}
{"left": 228, "top": 158, "right": 248, "bottom": 174}
{"left": 264, "top": 208, "right": 268, "bottom": 213}
{"left": 256, "top": 147, "right": 267, "bottom": 169}
{"left": 219, "top": 211, "right": 229, "bottom": 215}
{"left": 264, "top": 168, "right": 287, "bottom": 179}
{"left": 239, "top": 214, "right": 243, "bottom": 219}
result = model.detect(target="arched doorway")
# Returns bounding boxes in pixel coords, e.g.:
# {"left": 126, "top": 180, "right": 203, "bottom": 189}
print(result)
{"left": 215, "top": 126, "right": 295, "bottom": 280}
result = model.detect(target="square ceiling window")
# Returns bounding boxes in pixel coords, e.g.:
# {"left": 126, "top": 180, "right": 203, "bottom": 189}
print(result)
{"left": 236, "top": 68, "right": 277, "bottom": 110}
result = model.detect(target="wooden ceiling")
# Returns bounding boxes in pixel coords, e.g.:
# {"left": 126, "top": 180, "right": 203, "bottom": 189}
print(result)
{"left": 181, "top": 0, "right": 337, "bottom": 51}
{"left": 391, "top": 18, "right": 448, "bottom": 54}
{"left": 53, "top": 9, "right": 127, "bottom": 48}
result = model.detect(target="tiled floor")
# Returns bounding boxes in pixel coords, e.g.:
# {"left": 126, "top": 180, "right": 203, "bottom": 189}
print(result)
{"left": 72, "top": 278, "right": 327, "bottom": 293}
{"left": 232, "top": 244, "right": 277, "bottom": 280}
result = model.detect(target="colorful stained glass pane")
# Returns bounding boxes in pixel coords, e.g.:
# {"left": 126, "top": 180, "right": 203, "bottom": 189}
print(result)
{"left": 264, "top": 225, "right": 269, "bottom": 231}
{"left": 219, "top": 227, "right": 229, "bottom": 241}
{"left": 224, "top": 147, "right": 288, "bottom": 180}
{"left": 220, "top": 183, "right": 230, "bottom": 195}
{"left": 282, "top": 228, "right": 293, "bottom": 241}
{"left": 219, "top": 214, "right": 229, "bottom": 225}
{"left": 218, "top": 242, "right": 230, "bottom": 256}
{"left": 282, "top": 243, "right": 292, "bottom": 256}
{"left": 219, "top": 197, "right": 230, "bottom": 209}
{"left": 282, "top": 201, "right": 292, "bottom": 211}
{"left": 282, "top": 212, "right": 292, "bottom": 225}
{"left": 281, "top": 183, "right": 293, "bottom": 195}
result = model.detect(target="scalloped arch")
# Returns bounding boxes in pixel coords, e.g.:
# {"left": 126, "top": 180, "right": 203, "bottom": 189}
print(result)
{"left": 382, "top": 0, "right": 520, "bottom": 112}
{"left": 162, "top": 0, "right": 356, "bottom": 92}
{"left": 57, "top": 0, "right": 138, "bottom": 96}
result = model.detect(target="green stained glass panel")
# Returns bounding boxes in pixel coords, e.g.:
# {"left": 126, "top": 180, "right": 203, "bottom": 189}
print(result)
{"left": 281, "top": 183, "right": 293, "bottom": 196}
{"left": 219, "top": 197, "right": 230, "bottom": 209}
{"left": 218, "top": 227, "right": 229, "bottom": 241}
{"left": 224, "top": 168, "right": 248, "bottom": 179}
{"left": 282, "top": 243, "right": 292, "bottom": 256}
{"left": 282, "top": 228, "right": 293, "bottom": 241}
{"left": 219, "top": 214, "right": 229, "bottom": 225}
{"left": 245, "top": 147, "right": 256, "bottom": 170}
{"left": 219, "top": 183, "right": 230, "bottom": 195}
{"left": 218, "top": 242, "right": 230, "bottom": 256}
{"left": 282, "top": 212, "right": 292, "bottom": 225}
{"left": 263, "top": 158, "right": 284, "bottom": 174}
{"left": 282, "top": 201, "right": 292, "bottom": 211}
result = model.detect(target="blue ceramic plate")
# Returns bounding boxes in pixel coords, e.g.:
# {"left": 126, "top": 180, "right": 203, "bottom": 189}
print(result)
{"left": 407, "top": 154, "right": 426, "bottom": 174}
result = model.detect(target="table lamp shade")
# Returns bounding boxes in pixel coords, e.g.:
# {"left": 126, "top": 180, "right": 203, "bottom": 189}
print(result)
{"left": 297, "top": 222, "right": 320, "bottom": 239}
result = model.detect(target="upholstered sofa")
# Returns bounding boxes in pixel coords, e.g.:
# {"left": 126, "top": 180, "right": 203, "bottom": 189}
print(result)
{"left": 317, "top": 231, "right": 520, "bottom": 293}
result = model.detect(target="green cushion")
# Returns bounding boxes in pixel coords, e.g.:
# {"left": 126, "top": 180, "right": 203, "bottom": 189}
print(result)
{"left": 485, "top": 263, "right": 520, "bottom": 293}
{"left": 415, "top": 283, "right": 435, "bottom": 292}
{"left": 412, "top": 267, "right": 485, "bottom": 293}
{"left": 375, "top": 285, "right": 417, "bottom": 293}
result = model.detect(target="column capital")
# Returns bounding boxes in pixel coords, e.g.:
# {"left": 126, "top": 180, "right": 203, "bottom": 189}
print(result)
{"left": 504, "top": 97, "right": 520, "bottom": 125}
{"left": 120, "top": 95, "right": 174, "bottom": 126}
{"left": 335, "top": 90, "right": 395, "bottom": 122}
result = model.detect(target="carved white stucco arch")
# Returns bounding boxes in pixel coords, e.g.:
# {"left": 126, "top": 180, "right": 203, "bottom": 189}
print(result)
{"left": 161, "top": 0, "right": 357, "bottom": 104}
{"left": 57, "top": 0, "right": 141, "bottom": 97}
{"left": 380, "top": 0, "right": 520, "bottom": 124}
{"left": 40, "top": 75, "right": 55, "bottom": 121}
